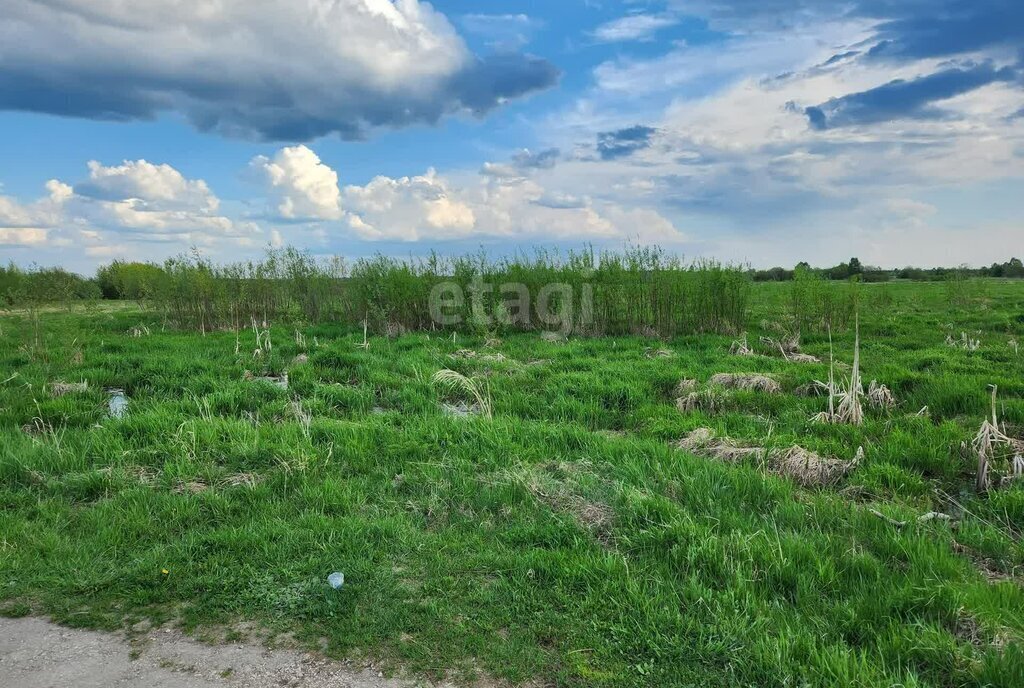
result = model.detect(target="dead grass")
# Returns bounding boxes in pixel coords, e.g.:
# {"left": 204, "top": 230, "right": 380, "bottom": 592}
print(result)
{"left": 947, "top": 332, "right": 981, "bottom": 351}
{"left": 867, "top": 380, "right": 896, "bottom": 410}
{"left": 972, "top": 386, "right": 1022, "bottom": 492}
{"left": 812, "top": 319, "right": 865, "bottom": 425}
{"left": 675, "top": 428, "right": 764, "bottom": 463}
{"left": 729, "top": 334, "right": 754, "bottom": 356}
{"left": 220, "top": 473, "right": 261, "bottom": 488}
{"left": 771, "top": 445, "right": 859, "bottom": 487}
{"left": 508, "top": 462, "right": 614, "bottom": 543}
{"left": 708, "top": 373, "right": 780, "bottom": 394}
{"left": 675, "top": 388, "right": 727, "bottom": 414}
{"left": 433, "top": 369, "right": 493, "bottom": 419}
{"left": 50, "top": 380, "right": 88, "bottom": 397}
{"left": 644, "top": 347, "right": 675, "bottom": 359}
{"left": 674, "top": 378, "right": 699, "bottom": 396}
{"left": 676, "top": 428, "right": 858, "bottom": 487}
{"left": 761, "top": 333, "right": 819, "bottom": 363}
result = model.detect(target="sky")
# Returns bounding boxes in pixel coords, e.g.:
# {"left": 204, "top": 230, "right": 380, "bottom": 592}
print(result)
{"left": 0, "top": 0, "right": 1022, "bottom": 273}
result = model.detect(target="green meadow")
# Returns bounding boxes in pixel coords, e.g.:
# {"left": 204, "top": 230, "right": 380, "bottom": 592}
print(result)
{"left": 1, "top": 277, "right": 1023, "bottom": 687}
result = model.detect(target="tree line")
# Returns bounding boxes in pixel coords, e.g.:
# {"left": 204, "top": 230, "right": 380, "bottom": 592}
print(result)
{"left": 750, "top": 257, "right": 1024, "bottom": 282}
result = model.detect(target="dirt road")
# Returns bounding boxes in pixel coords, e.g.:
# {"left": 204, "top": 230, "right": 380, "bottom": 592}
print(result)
{"left": 0, "top": 616, "right": 434, "bottom": 688}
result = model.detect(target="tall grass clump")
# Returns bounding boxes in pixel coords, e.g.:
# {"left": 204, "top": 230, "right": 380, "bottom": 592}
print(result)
{"left": 789, "top": 265, "right": 859, "bottom": 332}
{"left": 151, "top": 248, "right": 349, "bottom": 331}
{"left": 140, "top": 245, "right": 751, "bottom": 336}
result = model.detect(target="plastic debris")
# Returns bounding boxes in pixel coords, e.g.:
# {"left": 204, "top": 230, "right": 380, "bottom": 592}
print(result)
{"left": 107, "top": 389, "right": 129, "bottom": 418}
{"left": 328, "top": 572, "right": 345, "bottom": 590}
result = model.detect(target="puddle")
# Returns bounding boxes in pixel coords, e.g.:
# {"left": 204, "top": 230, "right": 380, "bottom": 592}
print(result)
{"left": 106, "top": 389, "right": 129, "bottom": 418}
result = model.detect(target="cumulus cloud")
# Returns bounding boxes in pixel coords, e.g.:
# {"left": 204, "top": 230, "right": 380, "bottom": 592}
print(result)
{"left": 66, "top": 160, "right": 252, "bottom": 239}
{"left": 341, "top": 167, "right": 684, "bottom": 243}
{"left": 75, "top": 160, "right": 219, "bottom": 211}
{"left": 0, "top": 0, "right": 558, "bottom": 141}
{"left": 250, "top": 146, "right": 343, "bottom": 220}
{"left": 0, "top": 180, "right": 72, "bottom": 246}
{"left": 2, "top": 159, "right": 255, "bottom": 256}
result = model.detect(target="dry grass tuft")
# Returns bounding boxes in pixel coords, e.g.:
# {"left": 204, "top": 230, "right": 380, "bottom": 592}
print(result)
{"left": 433, "top": 369, "right": 493, "bottom": 419}
{"left": 729, "top": 333, "right": 754, "bottom": 356}
{"left": 676, "top": 428, "right": 858, "bottom": 486}
{"left": 812, "top": 319, "right": 864, "bottom": 425}
{"left": 644, "top": 347, "right": 676, "bottom": 359}
{"left": 794, "top": 382, "right": 827, "bottom": 397}
{"left": 867, "top": 380, "right": 896, "bottom": 410}
{"left": 50, "top": 380, "right": 88, "bottom": 397}
{"left": 675, "top": 389, "right": 726, "bottom": 414}
{"left": 708, "top": 373, "right": 780, "bottom": 394}
{"left": 288, "top": 399, "right": 312, "bottom": 438}
{"left": 971, "top": 386, "right": 1023, "bottom": 492}
{"left": 761, "top": 333, "right": 818, "bottom": 363}
{"left": 674, "top": 378, "right": 699, "bottom": 396}
{"left": 675, "top": 428, "right": 764, "bottom": 463}
{"left": 771, "top": 445, "right": 859, "bottom": 487}
{"left": 947, "top": 332, "right": 981, "bottom": 351}
{"left": 676, "top": 427, "right": 717, "bottom": 450}
{"left": 220, "top": 472, "right": 262, "bottom": 489}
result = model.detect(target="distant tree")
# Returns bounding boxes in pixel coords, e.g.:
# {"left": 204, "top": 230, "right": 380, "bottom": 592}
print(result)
{"left": 848, "top": 257, "right": 863, "bottom": 275}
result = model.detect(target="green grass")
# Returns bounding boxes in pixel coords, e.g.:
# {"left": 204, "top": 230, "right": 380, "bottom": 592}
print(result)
{"left": 1, "top": 279, "right": 1024, "bottom": 686}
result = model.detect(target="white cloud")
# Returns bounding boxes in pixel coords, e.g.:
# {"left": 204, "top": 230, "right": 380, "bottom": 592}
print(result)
{"left": 66, "top": 159, "right": 253, "bottom": 240}
{"left": 592, "top": 14, "right": 679, "bottom": 43}
{"left": 75, "top": 160, "right": 218, "bottom": 211}
{"left": 0, "top": 159, "right": 257, "bottom": 261}
{"left": 0, "top": 228, "right": 48, "bottom": 247}
{"left": 342, "top": 169, "right": 477, "bottom": 240}
{"left": 341, "top": 167, "right": 684, "bottom": 243}
{"left": 251, "top": 146, "right": 343, "bottom": 221}
{"left": 0, "top": 0, "right": 556, "bottom": 140}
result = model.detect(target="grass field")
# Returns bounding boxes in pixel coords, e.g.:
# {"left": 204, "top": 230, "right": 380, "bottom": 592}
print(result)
{"left": 2, "top": 279, "right": 1024, "bottom": 686}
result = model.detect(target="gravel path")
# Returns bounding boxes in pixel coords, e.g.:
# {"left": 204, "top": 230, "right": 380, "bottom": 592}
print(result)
{"left": 0, "top": 616, "right": 439, "bottom": 688}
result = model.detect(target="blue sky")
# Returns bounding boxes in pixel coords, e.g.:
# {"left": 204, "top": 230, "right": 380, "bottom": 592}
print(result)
{"left": 1, "top": 0, "right": 1021, "bottom": 271}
